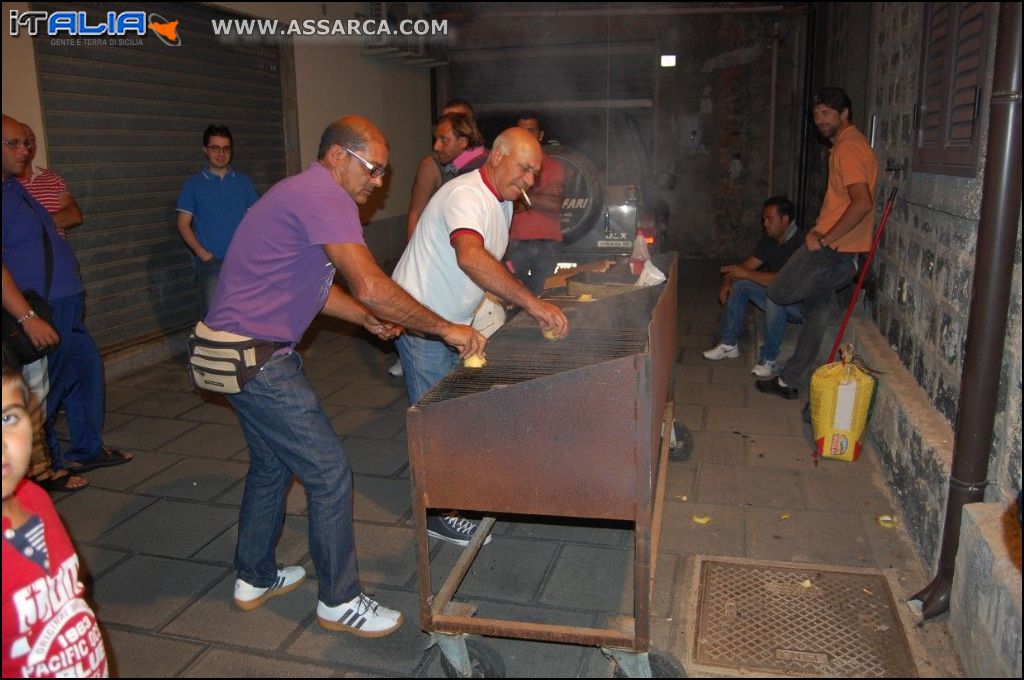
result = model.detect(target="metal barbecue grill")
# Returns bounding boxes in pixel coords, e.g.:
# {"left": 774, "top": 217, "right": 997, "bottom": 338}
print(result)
{"left": 420, "top": 328, "right": 653, "bottom": 402}
{"left": 408, "top": 254, "right": 679, "bottom": 677}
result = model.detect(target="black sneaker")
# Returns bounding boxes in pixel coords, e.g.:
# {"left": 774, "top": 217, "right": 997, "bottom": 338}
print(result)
{"left": 755, "top": 376, "right": 799, "bottom": 399}
{"left": 426, "top": 514, "right": 493, "bottom": 547}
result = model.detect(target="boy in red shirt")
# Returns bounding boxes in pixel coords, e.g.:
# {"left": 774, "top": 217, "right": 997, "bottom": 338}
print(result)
{"left": 3, "top": 351, "right": 108, "bottom": 677}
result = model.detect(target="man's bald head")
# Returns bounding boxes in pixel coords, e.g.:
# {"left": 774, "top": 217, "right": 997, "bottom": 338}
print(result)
{"left": 491, "top": 127, "right": 540, "bottom": 159}
{"left": 2, "top": 114, "right": 31, "bottom": 180}
{"left": 317, "top": 115, "right": 388, "bottom": 160}
{"left": 318, "top": 115, "right": 390, "bottom": 204}
{"left": 485, "top": 127, "right": 543, "bottom": 202}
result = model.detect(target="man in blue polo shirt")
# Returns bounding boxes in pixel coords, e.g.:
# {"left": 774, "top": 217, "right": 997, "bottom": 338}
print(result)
{"left": 2, "top": 113, "right": 133, "bottom": 487}
{"left": 177, "top": 124, "right": 258, "bottom": 314}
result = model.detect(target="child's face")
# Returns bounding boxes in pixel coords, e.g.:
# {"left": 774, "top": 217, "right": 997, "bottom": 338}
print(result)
{"left": 2, "top": 379, "right": 32, "bottom": 502}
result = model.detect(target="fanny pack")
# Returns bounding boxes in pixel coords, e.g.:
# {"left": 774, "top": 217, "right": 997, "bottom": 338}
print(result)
{"left": 188, "top": 321, "right": 286, "bottom": 394}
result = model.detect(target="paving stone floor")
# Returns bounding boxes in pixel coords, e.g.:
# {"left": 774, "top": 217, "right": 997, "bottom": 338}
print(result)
{"left": 49, "top": 260, "right": 962, "bottom": 677}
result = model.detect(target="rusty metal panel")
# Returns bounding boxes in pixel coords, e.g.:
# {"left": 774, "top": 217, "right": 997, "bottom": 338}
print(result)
{"left": 645, "top": 255, "right": 679, "bottom": 501}
{"left": 409, "top": 356, "right": 642, "bottom": 520}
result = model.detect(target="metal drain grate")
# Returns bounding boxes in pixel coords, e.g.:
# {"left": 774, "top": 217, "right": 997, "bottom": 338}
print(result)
{"left": 692, "top": 559, "right": 917, "bottom": 677}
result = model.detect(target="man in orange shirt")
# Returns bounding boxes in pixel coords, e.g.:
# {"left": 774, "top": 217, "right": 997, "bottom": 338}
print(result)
{"left": 756, "top": 87, "right": 878, "bottom": 399}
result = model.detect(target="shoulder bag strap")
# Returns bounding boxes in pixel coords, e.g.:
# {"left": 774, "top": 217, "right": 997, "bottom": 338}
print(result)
{"left": 18, "top": 190, "right": 54, "bottom": 299}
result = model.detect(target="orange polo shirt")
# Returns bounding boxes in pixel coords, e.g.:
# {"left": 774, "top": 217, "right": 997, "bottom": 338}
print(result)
{"left": 815, "top": 125, "right": 879, "bottom": 253}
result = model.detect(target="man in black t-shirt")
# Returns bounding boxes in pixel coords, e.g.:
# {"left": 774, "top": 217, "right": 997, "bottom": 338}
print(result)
{"left": 703, "top": 196, "right": 804, "bottom": 378}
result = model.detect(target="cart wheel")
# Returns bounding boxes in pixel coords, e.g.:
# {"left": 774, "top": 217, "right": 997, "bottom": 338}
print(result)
{"left": 439, "top": 639, "right": 506, "bottom": 678}
{"left": 611, "top": 648, "right": 687, "bottom": 678}
{"left": 669, "top": 423, "right": 693, "bottom": 462}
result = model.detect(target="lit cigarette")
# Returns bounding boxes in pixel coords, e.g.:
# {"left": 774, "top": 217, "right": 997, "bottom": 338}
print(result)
{"left": 520, "top": 187, "right": 531, "bottom": 207}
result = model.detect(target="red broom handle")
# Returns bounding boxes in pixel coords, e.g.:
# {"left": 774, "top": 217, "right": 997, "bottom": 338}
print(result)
{"left": 827, "top": 186, "right": 899, "bottom": 363}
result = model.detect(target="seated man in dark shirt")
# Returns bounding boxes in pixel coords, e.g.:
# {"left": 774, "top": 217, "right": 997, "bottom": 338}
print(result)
{"left": 703, "top": 196, "right": 804, "bottom": 378}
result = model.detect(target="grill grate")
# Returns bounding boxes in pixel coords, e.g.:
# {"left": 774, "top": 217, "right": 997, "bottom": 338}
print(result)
{"left": 419, "top": 328, "right": 650, "bottom": 404}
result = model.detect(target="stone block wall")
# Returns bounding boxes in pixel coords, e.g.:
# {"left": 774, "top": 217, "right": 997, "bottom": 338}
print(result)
{"left": 865, "top": 3, "right": 1020, "bottom": 510}
{"left": 951, "top": 503, "right": 1023, "bottom": 678}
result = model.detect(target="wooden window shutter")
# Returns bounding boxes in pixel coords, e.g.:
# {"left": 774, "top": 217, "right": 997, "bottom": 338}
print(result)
{"left": 914, "top": 2, "right": 993, "bottom": 176}
{"left": 916, "top": 2, "right": 951, "bottom": 167}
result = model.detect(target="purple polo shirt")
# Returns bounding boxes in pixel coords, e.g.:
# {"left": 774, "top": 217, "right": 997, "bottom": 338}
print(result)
{"left": 204, "top": 163, "right": 364, "bottom": 344}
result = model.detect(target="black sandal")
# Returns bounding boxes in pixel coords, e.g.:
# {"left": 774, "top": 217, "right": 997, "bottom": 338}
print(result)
{"left": 36, "top": 471, "right": 90, "bottom": 493}
{"left": 66, "top": 447, "right": 134, "bottom": 473}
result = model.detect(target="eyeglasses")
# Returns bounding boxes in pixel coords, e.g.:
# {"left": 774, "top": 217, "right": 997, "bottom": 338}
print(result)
{"left": 342, "top": 147, "right": 387, "bottom": 179}
{"left": 2, "top": 139, "right": 34, "bottom": 150}
{"left": 206, "top": 144, "right": 232, "bottom": 153}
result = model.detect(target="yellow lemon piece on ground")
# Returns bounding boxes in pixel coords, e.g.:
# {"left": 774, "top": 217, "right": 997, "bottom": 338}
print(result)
{"left": 799, "top": 579, "right": 813, "bottom": 588}
{"left": 463, "top": 354, "right": 487, "bottom": 368}
{"left": 780, "top": 513, "right": 791, "bottom": 520}
{"left": 876, "top": 514, "right": 898, "bottom": 528}
{"left": 692, "top": 515, "right": 711, "bottom": 525}
{"left": 543, "top": 329, "right": 563, "bottom": 341}
{"left": 578, "top": 293, "right": 594, "bottom": 302}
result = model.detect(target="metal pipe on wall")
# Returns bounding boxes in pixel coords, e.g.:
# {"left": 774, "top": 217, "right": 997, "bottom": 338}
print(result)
{"left": 768, "top": 23, "right": 780, "bottom": 195}
{"left": 795, "top": 5, "right": 817, "bottom": 229}
{"left": 912, "top": 0, "right": 1023, "bottom": 620}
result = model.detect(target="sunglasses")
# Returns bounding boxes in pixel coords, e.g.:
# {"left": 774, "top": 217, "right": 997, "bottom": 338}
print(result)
{"left": 342, "top": 147, "right": 387, "bottom": 179}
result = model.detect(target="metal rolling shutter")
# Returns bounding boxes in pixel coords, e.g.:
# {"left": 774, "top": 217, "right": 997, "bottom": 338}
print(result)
{"left": 31, "top": 2, "right": 288, "bottom": 351}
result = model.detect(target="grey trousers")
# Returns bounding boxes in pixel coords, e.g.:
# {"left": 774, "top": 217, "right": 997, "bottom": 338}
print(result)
{"left": 767, "top": 245, "right": 857, "bottom": 388}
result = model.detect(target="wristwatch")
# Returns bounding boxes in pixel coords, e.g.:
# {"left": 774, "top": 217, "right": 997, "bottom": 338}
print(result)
{"left": 16, "top": 309, "right": 37, "bottom": 324}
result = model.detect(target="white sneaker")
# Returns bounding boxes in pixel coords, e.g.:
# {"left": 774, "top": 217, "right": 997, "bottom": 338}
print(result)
{"left": 317, "top": 592, "right": 404, "bottom": 638}
{"left": 751, "top": 359, "right": 778, "bottom": 378}
{"left": 234, "top": 566, "right": 306, "bottom": 611}
{"left": 387, "top": 359, "right": 404, "bottom": 377}
{"left": 702, "top": 344, "right": 740, "bottom": 361}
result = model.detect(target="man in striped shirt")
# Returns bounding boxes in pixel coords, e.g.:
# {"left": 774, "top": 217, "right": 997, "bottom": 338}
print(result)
{"left": 15, "top": 125, "right": 82, "bottom": 240}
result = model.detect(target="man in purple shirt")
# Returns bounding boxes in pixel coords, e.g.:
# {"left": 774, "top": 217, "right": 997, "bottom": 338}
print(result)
{"left": 204, "top": 115, "right": 484, "bottom": 639}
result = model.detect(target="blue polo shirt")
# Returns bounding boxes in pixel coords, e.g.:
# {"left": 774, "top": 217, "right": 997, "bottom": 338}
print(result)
{"left": 2, "top": 178, "right": 82, "bottom": 301}
{"left": 176, "top": 167, "right": 258, "bottom": 260}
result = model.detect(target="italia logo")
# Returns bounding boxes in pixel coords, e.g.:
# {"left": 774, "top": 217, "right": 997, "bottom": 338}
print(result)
{"left": 9, "top": 10, "right": 182, "bottom": 46}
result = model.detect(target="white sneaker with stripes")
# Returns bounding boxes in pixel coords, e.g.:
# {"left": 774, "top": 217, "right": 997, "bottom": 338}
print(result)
{"left": 233, "top": 566, "right": 306, "bottom": 611}
{"left": 317, "top": 593, "right": 404, "bottom": 638}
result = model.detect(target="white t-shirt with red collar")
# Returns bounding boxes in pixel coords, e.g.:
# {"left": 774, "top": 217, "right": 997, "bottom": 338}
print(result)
{"left": 393, "top": 169, "right": 513, "bottom": 325}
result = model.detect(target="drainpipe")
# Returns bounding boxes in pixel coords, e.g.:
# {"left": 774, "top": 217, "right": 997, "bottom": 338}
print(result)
{"left": 767, "top": 22, "right": 780, "bottom": 195}
{"left": 912, "top": 1, "right": 1022, "bottom": 620}
{"left": 795, "top": 5, "right": 817, "bottom": 229}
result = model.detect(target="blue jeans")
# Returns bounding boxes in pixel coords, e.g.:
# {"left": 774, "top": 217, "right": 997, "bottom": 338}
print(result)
{"left": 719, "top": 279, "right": 802, "bottom": 362}
{"left": 506, "top": 239, "right": 562, "bottom": 297}
{"left": 197, "top": 256, "right": 222, "bottom": 316}
{"left": 45, "top": 294, "right": 105, "bottom": 471}
{"left": 227, "top": 352, "right": 360, "bottom": 607}
{"left": 767, "top": 245, "right": 857, "bottom": 388}
{"left": 396, "top": 333, "right": 459, "bottom": 405}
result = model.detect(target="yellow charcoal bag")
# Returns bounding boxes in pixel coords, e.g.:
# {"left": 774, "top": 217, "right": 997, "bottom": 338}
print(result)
{"left": 809, "top": 345, "right": 875, "bottom": 462}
